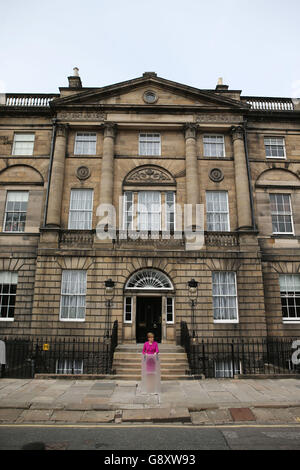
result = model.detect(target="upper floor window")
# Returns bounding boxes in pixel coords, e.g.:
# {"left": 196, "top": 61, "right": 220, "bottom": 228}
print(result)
{"left": 74, "top": 133, "right": 97, "bottom": 155}
{"left": 68, "top": 189, "right": 93, "bottom": 230}
{"left": 270, "top": 193, "right": 294, "bottom": 234}
{"left": 3, "top": 191, "right": 29, "bottom": 233}
{"left": 139, "top": 133, "right": 161, "bottom": 156}
{"left": 0, "top": 272, "right": 18, "bottom": 321}
{"left": 12, "top": 133, "right": 35, "bottom": 156}
{"left": 264, "top": 137, "right": 286, "bottom": 159}
{"left": 203, "top": 135, "right": 225, "bottom": 158}
{"left": 206, "top": 191, "right": 230, "bottom": 232}
{"left": 279, "top": 274, "right": 300, "bottom": 322}
{"left": 138, "top": 191, "right": 161, "bottom": 231}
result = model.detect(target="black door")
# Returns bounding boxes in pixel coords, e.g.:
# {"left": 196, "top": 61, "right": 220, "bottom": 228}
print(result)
{"left": 136, "top": 297, "right": 162, "bottom": 343}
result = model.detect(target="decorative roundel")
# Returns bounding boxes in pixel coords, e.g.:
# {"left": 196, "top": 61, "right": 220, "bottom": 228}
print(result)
{"left": 143, "top": 90, "right": 158, "bottom": 104}
{"left": 76, "top": 166, "right": 90, "bottom": 180}
{"left": 209, "top": 168, "right": 224, "bottom": 182}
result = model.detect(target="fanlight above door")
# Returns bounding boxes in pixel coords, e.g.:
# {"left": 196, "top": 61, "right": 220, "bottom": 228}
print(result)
{"left": 125, "top": 269, "right": 173, "bottom": 290}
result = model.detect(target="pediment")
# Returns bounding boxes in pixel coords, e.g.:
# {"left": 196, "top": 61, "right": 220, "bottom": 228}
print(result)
{"left": 124, "top": 165, "right": 176, "bottom": 187}
{"left": 52, "top": 75, "right": 248, "bottom": 111}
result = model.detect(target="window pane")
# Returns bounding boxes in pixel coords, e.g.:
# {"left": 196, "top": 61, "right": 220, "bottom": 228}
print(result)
{"left": 212, "top": 272, "right": 237, "bottom": 321}
{"left": 206, "top": 191, "right": 229, "bottom": 232}
{"left": 12, "top": 134, "right": 35, "bottom": 155}
{"left": 139, "top": 133, "right": 161, "bottom": 156}
{"left": 204, "top": 135, "right": 225, "bottom": 157}
{"left": 270, "top": 194, "right": 293, "bottom": 233}
{"left": 74, "top": 133, "right": 97, "bottom": 155}
{"left": 0, "top": 272, "right": 18, "bottom": 319}
{"left": 60, "top": 270, "right": 86, "bottom": 320}
{"left": 68, "top": 189, "right": 93, "bottom": 230}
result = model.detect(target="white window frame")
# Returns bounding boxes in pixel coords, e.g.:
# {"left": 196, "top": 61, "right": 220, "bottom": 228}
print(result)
{"left": 215, "top": 360, "right": 241, "bottom": 378}
{"left": 124, "top": 296, "right": 133, "bottom": 324}
{"left": 12, "top": 133, "right": 35, "bottom": 156}
{"left": 56, "top": 359, "right": 84, "bottom": 374}
{"left": 0, "top": 272, "right": 18, "bottom": 322}
{"left": 206, "top": 191, "right": 230, "bottom": 232}
{"left": 264, "top": 137, "right": 286, "bottom": 159}
{"left": 212, "top": 271, "right": 239, "bottom": 323}
{"left": 165, "top": 191, "right": 176, "bottom": 232}
{"left": 123, "top": 191, "right": 134, "bottom": 231}
{"left": 137, "top": 191, "right": 161, "bottom": 231}
{"left": 3, "top": 191, "right": 29, "bottom": 233}
{"left": 74, "top": 132, "right": 97, "bottom": 155}
{"left": 270, "top": 193, "right": 294, "bottom": 235}
{"left": 279, "top": 274, "right": 300, "bottom": 323}
{"left": 203, "top": 135, "right": 225, "bottom": 158}
{"left": 59, "top": 270, "right": 87, "bottom": 322}
{"left": 68, "top": 189, "right": 94, "bottom": 230}
{"left": 139, "top": 133, "right": 161, "bottom": 156}
{"left": 166, "top": 297, "right": 175, "bottom": 324}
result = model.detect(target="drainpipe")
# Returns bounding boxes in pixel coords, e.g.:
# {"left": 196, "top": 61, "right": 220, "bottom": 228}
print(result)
{"left": 43, "top": 118, "right": 57, "bottom": 227}
{"left": 243, "top": 118, "right": 257, "bottom": 231}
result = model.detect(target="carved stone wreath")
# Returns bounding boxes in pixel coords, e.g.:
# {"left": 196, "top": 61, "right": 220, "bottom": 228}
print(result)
{"left": 124, "top": 166, "right": 175, "bottom": 185}
{"left": 209, "top": 168, "right": 224, "bottom": 182}
{"left": 76, "top": 166, "right": 91, "bottom": 180}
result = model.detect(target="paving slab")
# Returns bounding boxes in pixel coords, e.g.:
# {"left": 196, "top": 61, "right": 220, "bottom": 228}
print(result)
{"left": 0, "top": 408, "right": 24, "bottom": 422}
{"left": 17, "top": 409, "right": 53, "bottom": 423}
{"left": 229, "top": 408, "right": 256, "bottom": 422}
{"left": 80, "top": 411, "right": 115, "bottom": 423}
{"left": 190, "top": 411, "right": 212, "bottom": 425}
{"left": 205, "top": 408, "right": 233, "bottom": 424}
{"left": 50, "top": 410, "right": 83, "bottom": 422}
{"left": 253, "top": 408, "right": 295, "bottom": 423}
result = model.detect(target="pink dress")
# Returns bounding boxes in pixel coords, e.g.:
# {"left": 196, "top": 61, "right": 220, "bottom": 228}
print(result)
{"left": 142, "top": 341, "right": 159, "bottom": 372}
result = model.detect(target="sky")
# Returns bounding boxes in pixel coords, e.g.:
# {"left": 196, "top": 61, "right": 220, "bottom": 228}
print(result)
{"left": 1, "top": 0, "right": 300, "bottom": 98}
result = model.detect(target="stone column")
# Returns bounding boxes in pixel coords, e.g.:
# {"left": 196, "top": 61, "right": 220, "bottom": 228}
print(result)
{"left": 46, "top": 124, "right": 67, "bottom": 227}
{"left": 231, "top": 125, "right": 252, "bottom": 231}
{"left": 99, "top": 123, "right": 117, "bottom": 206}
{"left": 184, "top": 123, "right": 200, "bottom": 226}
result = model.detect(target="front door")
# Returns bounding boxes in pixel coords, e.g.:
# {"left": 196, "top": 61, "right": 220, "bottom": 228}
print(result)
{"left": 136, "top": 297, "right": 162, "bottom": 343}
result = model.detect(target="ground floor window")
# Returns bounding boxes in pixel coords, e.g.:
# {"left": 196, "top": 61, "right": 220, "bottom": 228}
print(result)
{"left": 215, "top": 360, "right": 241, "bottom": 378}
{"left": 0, "top": 272, "right": 18, "bottom": 321}
{"left": 212, "top": 272, "right": 238, "bottom": 323}
{"left": 60, "top": 270, "right": 87, "bottom": 321}
{"left": 280, "top": 274, "right": 300, "bottom": 322}
{"left": 56, "top": 359, "right": 84, "bottom": 374}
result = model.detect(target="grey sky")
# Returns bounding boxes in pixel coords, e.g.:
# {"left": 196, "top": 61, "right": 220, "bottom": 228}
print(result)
{"left": 1, "top": 0, "right": 300, "bottom": 97}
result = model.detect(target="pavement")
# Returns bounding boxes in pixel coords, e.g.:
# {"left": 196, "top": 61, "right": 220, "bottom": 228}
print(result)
{"left": 1, "top": 377, "right": 300, "bottom": 426}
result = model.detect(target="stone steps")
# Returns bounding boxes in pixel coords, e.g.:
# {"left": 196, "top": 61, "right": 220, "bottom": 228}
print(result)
{"left": 112, "top": 343, "right": 191, "bottom": 380}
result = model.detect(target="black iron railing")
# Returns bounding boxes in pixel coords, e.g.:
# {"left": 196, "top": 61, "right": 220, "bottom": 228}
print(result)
{"left": 0, "top": 321, "right": 118, "bottom": 379}
{"left": 181, "top": 321, "right": 300, "bottom": 378}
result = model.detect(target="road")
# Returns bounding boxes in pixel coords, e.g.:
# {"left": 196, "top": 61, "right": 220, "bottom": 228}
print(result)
{"left": 1, "top": 424, "right": 300, "bottom": 451}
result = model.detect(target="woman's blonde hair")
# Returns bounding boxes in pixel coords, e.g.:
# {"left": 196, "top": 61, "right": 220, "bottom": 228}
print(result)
{"left": 147, "top": 332, "right": 154, "bottom": 339}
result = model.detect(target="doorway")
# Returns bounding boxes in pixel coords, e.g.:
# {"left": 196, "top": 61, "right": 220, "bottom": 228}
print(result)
{"left": 136, "top": 297, "right": 162, "bottom": 343}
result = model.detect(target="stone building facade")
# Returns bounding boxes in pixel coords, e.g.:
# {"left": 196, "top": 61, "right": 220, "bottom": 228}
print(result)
{"left": 1, "top": 70, "right": 300, "bottom": 345}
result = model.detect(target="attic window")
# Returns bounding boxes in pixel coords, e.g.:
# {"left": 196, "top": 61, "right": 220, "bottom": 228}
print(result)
{"left": 143, "top": 91, "right": 158, "bottom": 104}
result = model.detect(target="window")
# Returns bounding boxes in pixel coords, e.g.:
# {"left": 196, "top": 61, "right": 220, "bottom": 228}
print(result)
{"left": 0, "top": 272, "right": 18, "bottom": 321}
{"left": 124, "top": 297, "right": 133, "bottom": 323}
{"left": 279, "top": 274, "right": 300, "bottom": 322}
{"left": 215, "top": 360, "right": 241, "bottom": 378}
{"left": 56, "top": 359, "right": 83, "bottom": 374}
{"left": 68, "top": 189, "right": 93, "bottom": 230}
{"left": 270, "top": 193, "right": 294, "bottom": 234}
{"left": 3, "top": 191, "right": 29, "bottom": 232}
{"left": 123, "top": 191, "right": 134, "bottom": 231}
{"left": 264, "top": 137, "right": 286, "bottom": 159}
{"left": 206, "top": 191, "right": 230, "bottom": 232}
{"left": 12, "top": 133, "right": 35, "bottom": 156}
{"left": 212, "top": 272, "right": 238, "bottom": 322}
{"left": 60, "top": 270, "right": 87, "bottom": 321}
{"left": 138, "top": 191, "right": 161, "bottom": 231}
{"left": 139, "top": 133, "right": 161, "bottom": 156}
{"left": 74, "top": 133, "right": 97, "bottom": 155}
{"left": 203, "top": 135, "right": 225, "bottom": 158}
{"left": 166, "top": 297, "right": 174, "bottom": 324}
{"left": 165, "top": 192, "right": 176, "bottom": 232}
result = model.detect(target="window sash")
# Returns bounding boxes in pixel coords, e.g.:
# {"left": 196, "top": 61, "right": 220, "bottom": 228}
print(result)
{"left": 212, "top": 272, "right": 238, "bottom": 322}
{"left": 56, "top": 359, "right": 83, "bottom": 374}
{"left": 60, "top": 270, "right": 87, "bottom": 321}
{"left": 4, "top": 191, "right": 29, "bottom": 232}
{"left": 0, "top": 272, "right": 18, "bottom": 320}
{"left": 74, "top": 133, "right": 97, "bottom": 155}
{"left": 215, "top": 360, "right": 241, "bottom": 378}
{"left": 139, "top": 133, "right": 161, "bottom": 156}
{"left": 138, "top": 191, "right": 161, "bottom": 231}
{"left": 264, "top": 137, "right": 286, "bottom": 158}
{"left": 206, "top": 191, "right": 230, "bottom": 232}
{"left": 12, "top": 134, "right": 35, "bottom": 156}
{"left": 270, "top": 194, "right": 294, "bottom": 234}
{"left": 203, "top": 135, "right": 225, "bottom": 158}
{"left": 166, "top": 297, "right": 174, "bottom": 324}
{"left": 124, "top": 297, "right": 133, "bottom": 323}
{"left": 280, "top": 274, "right": 300, "bottom": 320}
{"left": 68, "top": 189, "right": 93, "bottom": 230}
{"left": 123, "top": 191, "right": 134, "bottom": 231}
{"left": 165, "top": 192, "right": 176, "bottom": 232}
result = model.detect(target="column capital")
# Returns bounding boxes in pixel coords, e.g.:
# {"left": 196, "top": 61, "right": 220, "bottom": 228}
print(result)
{"left": 184, "top": 123, "right": 198, "bottom": 140}
{"left": 103, "top": 122, "right": 117, "bottom": 139}
{"left": 231, "top": 125, "right": 244, "bottom": 142}
{"left": 56, "top": 123, "right": 68, "bottom": 138}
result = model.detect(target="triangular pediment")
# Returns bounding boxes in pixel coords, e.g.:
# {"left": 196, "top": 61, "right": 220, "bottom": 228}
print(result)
{"left": 52, "top": 75, "right": 249, "bottom": 111}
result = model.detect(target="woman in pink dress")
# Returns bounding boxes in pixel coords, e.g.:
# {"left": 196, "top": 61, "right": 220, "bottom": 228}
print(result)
{"left": 141, "top": 332, "right": 161, "bottom": 394}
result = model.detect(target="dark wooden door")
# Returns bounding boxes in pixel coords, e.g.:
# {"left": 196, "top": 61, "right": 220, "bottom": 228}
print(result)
{"left": 136, "top": 297, "right": 162, "bottom": 343}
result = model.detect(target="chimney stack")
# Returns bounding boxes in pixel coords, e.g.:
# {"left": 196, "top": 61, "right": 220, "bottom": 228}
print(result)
{"left": 68, "top": 67, "right": 82, "bottom": 89}
{"left": 215, "top": 77, "right": 229, "bottom": 91}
